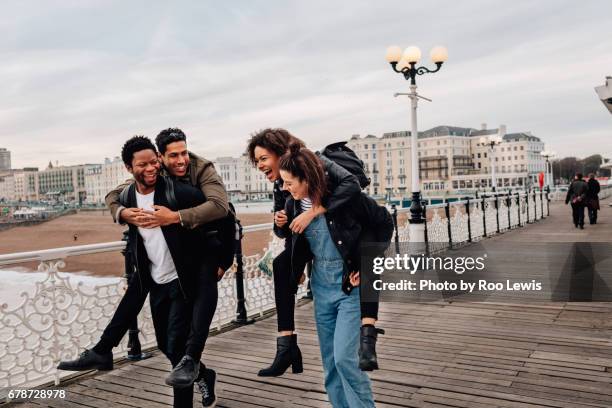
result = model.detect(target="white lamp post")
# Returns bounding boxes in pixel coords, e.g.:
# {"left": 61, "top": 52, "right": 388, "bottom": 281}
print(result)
{"left": 385, "top": 45, "right": 448, "bottom": 241}
{"left": 479, "top": 127, "right": 505, "bottom": 192}
{"left": 540, "top": 150, "right": 556, "bottom": 190}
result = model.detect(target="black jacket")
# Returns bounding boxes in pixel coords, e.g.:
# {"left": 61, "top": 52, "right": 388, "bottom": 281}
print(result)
{"left": 587, "top": 178, "right": 601, "bottom": 199}
{"left": 273, "top": 155, "right": 361, "bottom": 239}
{"left": 120, "top": 176, "right": 214, "bottom": 300}
{"left": 565, "top": 179, "right": 589, "bottom": 204}
{"left": 285, "top": 192, "right": 394, "bottom": 294}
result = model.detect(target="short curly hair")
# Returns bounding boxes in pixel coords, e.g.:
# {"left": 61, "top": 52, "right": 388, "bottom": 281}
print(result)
{"left": 121, "top": 136, "right": 157, "bottom": 167}
{"left": 156, "top": 128, "right": 187, "bottom": 154}
{"left": 246, "top": 128, "right": 305, "bottom": 165}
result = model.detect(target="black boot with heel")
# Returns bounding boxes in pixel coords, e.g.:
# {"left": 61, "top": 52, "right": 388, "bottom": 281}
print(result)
{"left": 258, "top": 334, "right": 303, "bottom": 377}
{"left": 359, "top": 325, "right": 385, "bottom": 371}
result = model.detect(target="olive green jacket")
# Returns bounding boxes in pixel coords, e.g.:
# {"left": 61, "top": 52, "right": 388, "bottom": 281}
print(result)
{"left": 105, "top": 152, "right": 229, "bottom": 229}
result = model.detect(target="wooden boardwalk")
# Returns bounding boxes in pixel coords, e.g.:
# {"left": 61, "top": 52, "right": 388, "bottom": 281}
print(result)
{"left": 6, "top": 202, "right": 612, "bottom": 408}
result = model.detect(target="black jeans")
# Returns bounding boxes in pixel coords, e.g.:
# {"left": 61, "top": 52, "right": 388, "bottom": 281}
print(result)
{"left": 588, "top": 206, "right": 598, "bottom": 224}
{"left": 95, "top": 257, "right": 218, "bottom": 363}
{"left": 184, "top": 256, "right": 219, "bottom": 362}
{"left": 94, "top": 273, "right": 149, "bottom": 354}
{"left": 273, "top": 247, "right": 379, "bottom": 332}
{"left": 150, "top": 280, "right": 193, "bottom": 408}
{"left": 273, "top": 249, "right": 295, "bottom": 332}
{"left": 571, "top": 203, "right": 585, "bottom": 227}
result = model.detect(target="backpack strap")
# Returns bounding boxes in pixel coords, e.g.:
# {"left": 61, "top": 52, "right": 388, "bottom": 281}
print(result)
{"left": 164, "top": 176, "right": 178, "bottom": 209}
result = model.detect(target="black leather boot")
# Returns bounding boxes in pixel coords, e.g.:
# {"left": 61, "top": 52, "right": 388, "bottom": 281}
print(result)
{"left": 258, "top": 334, "right": 303, "bottom": 377}
{"left": 57, "top": 349, "right": 113, "bottom": 371}
{"left": 359, "top": 325, "right": 384, "bottom": 371}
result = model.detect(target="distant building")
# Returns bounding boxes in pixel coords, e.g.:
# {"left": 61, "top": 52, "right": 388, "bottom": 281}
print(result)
{"left": 348, "top": 123, "right": 547, "bottom": 196}
{"left": 213, "top": 155, "right": 273, "bottom": 201}
{"left": 84, "top": 157, "right": 131, "bottom": 205}
{"left": 23, "top": 163, "right": 98, "bottom": 203}
{"left": 0, "top": 148, "right": 10, "bottom": 171}
{"left": 0, "top": 168, "right": 38, "bottom": 201}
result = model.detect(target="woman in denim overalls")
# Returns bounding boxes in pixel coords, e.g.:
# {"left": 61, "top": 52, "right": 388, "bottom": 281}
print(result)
{"left": 304, "top": 211, "right": 375, "bottom": 407}
{"left": 278, "top": 144, "right": 393, "bottom": 407}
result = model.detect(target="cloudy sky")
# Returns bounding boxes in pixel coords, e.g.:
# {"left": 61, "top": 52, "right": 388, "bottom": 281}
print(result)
{"left": 2, "top": 0, "right": 611, "bottom": 169}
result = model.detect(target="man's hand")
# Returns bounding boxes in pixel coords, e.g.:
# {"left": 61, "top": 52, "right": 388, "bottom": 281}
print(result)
{"left": 120, "top": 208, "right": 150, "bottom": 227}
{"left": 140, "top": 205, "right": 180, "bottom": 228}
{"left": 274, "top": 210, "right": 288, "bottom": 228}
{"left": 217, "top": 267, "right": 226, "bottom": 281}
{"left": 298, "top": 273, "right": 306, "bottom": 285}
{"left": 349, "top": 271, "right": 360, "bottom": 287}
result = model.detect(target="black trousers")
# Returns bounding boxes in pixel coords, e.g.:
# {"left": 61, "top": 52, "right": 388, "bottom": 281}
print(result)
{"left": 273, "top": 248, "right": 379, "bottom": 333}
{"left": 149, "top": 280, "right": 194, "bottom": 408}
{"left": 571, "top": 203, "right": 585, "bottom": 227}
{"left": 95, "top": 273, "right": 149, "bottom": 353}
{"left": 588, "top": 206, "right": 598, "bottom": 224}
{"left": 185, "top": 256, "right": 219, "bottom": 362}
{"left": 95, "top": 260, "right": 218, "bottom": 363}
{"left": 273, "top": 249, "right": 296, "bottom": 332}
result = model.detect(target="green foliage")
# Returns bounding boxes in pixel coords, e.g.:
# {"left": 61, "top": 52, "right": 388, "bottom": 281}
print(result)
{"left": 551, "top": 154, "right": 610, "bottom": 183}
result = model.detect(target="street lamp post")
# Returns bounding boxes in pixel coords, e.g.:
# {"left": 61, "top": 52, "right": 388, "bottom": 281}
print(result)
{"left": 385, "top": 45, "right": 448, "bottom": 242}
{"left": 479, "top": 127, "right": 505, "bottom": 192}
{"left": 540, "top": 150, "right": 556, "bottom": 191}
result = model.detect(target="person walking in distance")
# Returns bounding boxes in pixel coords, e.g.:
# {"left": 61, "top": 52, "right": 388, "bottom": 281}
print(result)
{"left": 586, "top": 173, "right": 600, "bottom": 225}
{"left": 565, "top": 173, "right": 588, "bottom": 229}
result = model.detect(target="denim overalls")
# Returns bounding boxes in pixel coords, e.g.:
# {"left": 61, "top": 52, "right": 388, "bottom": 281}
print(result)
{"left": 304, "top": 214, "right": 375, "bottom": 408}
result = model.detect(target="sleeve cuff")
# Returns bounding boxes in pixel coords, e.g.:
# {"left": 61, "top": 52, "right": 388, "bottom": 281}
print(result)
{"left": 115, "top": 206, "right": 126, "bottom": 224}
{"left": 178, "top": 210, "right": 184, "bottom": 227}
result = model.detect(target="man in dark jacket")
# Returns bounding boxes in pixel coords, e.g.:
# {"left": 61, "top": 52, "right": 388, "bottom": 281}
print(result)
{"left": 586, "top": 173, "right": 600, "bottom": 225}
{"left": 58, "top": 131, "right": 228, "bottom": 407}
{"left": 86, "top": 136, "right": 210, "bottom": 407}
{"left": 565, "top": 173, "right": 589, "bottom": 229}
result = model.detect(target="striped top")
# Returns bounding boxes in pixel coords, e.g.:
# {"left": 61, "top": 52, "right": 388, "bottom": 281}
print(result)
{"left": 300, "top": 198, "right": 313, "bottom": 212}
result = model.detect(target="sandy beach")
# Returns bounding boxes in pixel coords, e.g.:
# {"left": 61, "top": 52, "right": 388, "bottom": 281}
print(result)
{"left": 0, "top": 210, "right": 274, "bottom": 277}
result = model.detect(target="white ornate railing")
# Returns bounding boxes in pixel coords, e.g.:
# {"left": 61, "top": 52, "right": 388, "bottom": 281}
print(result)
{"left": 0, "top": 224, "right": 307, "bottom": 397}
{"left": 423, "top": 191, "right": 549, "bottom": 250}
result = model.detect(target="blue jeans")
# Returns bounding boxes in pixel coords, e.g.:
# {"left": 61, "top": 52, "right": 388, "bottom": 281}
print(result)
{"left": 305, "top": 215, "right": 375, "bottom": 408}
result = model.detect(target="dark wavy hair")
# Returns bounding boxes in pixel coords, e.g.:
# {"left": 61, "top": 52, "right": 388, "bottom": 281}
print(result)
{"left": 246, "top": 128, "right": 305, "bottom": 165}
{"left": 278, "top": 142, "right": 327, "bottom": 206}
{"left": 156, "top": 128, "right": 187, "bottom": 154}
{"left": 121, "top": 136, "right": 157, "bottom": 167}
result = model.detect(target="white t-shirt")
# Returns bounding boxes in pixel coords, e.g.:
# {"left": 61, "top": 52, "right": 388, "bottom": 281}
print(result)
{"left": 135, "top": 190, "right": 179, "bottom": 284}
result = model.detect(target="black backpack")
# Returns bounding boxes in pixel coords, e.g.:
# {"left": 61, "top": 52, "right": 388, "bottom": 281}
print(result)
{"left": 321, "top": 141, "right": 370, "bottom": 189}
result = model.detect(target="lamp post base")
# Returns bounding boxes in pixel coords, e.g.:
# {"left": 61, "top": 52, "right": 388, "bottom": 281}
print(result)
{"left": 409, "top": 191, "right": 424, "bottom": 224}
{"left": 408, "top": 191, "right": 426, "bottom": 243}
{"left": 408, "top": 222, "right": 425, "bottom": 243}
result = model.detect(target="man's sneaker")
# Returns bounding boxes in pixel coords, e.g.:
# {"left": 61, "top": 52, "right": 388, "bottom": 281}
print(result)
{"left": 166, "top": 355, "right": 199, "bottom": 388}
{"left": 196, "top": 368, "right": 217, "bottom": 407}
{"left": 57, "top": 349, "right": 113, "bottom": 371}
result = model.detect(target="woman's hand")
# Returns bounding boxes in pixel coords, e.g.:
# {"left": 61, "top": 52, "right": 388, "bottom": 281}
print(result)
{"left": 274, "top": 210, "right": 288, "bottom": 228}
{"left": 349, "top": 271, "right": 360, "bottom": 287}
{"left": 290, "top": 211, "right": 315, "bottom": 234}
{"left": 290, "top": 206, "right": 326, "bottom": 234}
